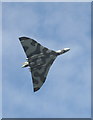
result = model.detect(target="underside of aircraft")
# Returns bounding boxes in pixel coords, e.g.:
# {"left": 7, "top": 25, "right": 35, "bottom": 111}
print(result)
{"left": 19, "top": 37, "right": 70, "bottom": 92}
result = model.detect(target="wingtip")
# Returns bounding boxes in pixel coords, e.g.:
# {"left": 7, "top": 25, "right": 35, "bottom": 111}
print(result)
{"left": 19, "top": 37, "right": 30, "bottom": 41}
{"left": 34, "top": 87, "right": 40, "bottom": 92}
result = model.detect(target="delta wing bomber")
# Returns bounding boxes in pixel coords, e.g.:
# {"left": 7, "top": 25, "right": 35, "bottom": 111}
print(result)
{"left": 19, "top": 37, "right": 70, "bottom": 92}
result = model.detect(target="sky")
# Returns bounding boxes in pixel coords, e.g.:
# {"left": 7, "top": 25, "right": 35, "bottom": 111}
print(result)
{"left": 1, "top": 0, "right": 92, "bottom": 2}
{"left": 2, "top": 2, "right": 91, "bottom": 118}
{"left": 0, "top": 1, "right": 2, "bottom": 120}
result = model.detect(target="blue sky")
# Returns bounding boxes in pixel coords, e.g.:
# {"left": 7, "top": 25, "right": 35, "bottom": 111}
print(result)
{"left": 2, "top": 2, "right": 91, "bottom": 118}
{"left": 0, "top": 2, "right": 2, "bottom": 119}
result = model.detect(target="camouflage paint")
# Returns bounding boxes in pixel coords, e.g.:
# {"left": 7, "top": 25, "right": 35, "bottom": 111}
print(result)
{"left": 19, "top": 37, "right": 70, "bottom": 92}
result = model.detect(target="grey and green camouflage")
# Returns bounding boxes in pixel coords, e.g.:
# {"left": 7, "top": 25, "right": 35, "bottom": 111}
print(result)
{"left": 19, "top": 37, "right": 70, "bottom": 92}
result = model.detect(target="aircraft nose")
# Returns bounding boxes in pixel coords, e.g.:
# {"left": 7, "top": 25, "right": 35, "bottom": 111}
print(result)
{"left": 64, "top": 48, "right": 70, "bottom": 51}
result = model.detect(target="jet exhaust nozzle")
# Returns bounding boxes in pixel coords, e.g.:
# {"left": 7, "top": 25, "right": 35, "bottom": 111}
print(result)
{"left": 21, "top": 61, "right": 29, "bottom": 68}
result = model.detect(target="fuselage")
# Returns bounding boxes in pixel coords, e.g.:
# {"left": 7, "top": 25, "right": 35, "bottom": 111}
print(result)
{"left": 22, "top": 48, "right": 70, "bottom": 68}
